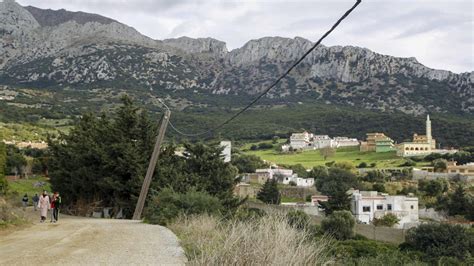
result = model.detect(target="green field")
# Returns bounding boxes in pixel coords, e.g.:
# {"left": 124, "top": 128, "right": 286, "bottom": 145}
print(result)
{"left": 243, "top": 142, "right": 425, "bottom": 169}
{"left": 7, "top": 176, "right": 51, "bottom": 197}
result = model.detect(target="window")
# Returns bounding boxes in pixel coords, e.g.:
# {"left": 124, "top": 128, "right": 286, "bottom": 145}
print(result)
{"left": 363, "top": 206, "right": 371, "bottom": 212}
{"left": 411, "top": 205, "right": 414, "bottom": 209}
{"left": 376, "top": 205, "right": 383, "bottom": 210}
{"left": 387, "top": 204, "right": 392, "bottom": 210}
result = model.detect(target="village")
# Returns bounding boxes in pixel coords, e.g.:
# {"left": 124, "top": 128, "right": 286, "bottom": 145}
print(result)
{"left": 229, "top": 115, "right": 473, "bottom": 231}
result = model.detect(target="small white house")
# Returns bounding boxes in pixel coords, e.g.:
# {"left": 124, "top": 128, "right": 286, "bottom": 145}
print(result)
{"left": 311, "top": 190, "right": 419, "bottom": 229}
{"left": 280, "top": 175, "right": 315, "bottom": 187}
{"left": 256, "top": 168, "right": 294, "bottom": 180}
{"left": 351, "top": 190, "right": 419, "bottom": 229}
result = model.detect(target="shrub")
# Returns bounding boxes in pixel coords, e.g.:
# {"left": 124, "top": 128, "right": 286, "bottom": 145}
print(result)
{"left": 402, "top": 223, "right": 472, "bottom": 261}
{"left": 357, "top": 162, "right": 368, "bottom": 168}
{"left": 144, "top": 189, "right": 223, "bottom": 225}
{"left": 257, "top": 143, "right": 274, "bottom": 150}
{"left": 399, "top": 159, "right": 416, "bottom": 167}
{"left": 286, "top": 210, "right": 310, "bottom": 230}
{"left": 168, "top": 213, "right": 332, "bottom": 265}
{"left": 288, "top": 181, "right": 297, "bottom": 186}
{"left": 369, "top": 162, "right": 377, "bottom": 168}
{"left": 321, "top": 210, "right": 355, "bottom": 240}
{"left": 432, "top": 158, "right": 447, "bottom": 172}
{"left": 373, "top": 213, "right": 400, "bottom": 227}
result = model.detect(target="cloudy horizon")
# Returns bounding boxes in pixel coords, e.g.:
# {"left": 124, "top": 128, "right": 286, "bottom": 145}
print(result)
{"left": 15, "top": 0, "right": 474, "bottom": 73}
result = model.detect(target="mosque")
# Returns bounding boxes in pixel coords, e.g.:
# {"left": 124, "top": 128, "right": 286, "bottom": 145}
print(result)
{"left": 396, "top": 115, "right": 456, "bottom": 157}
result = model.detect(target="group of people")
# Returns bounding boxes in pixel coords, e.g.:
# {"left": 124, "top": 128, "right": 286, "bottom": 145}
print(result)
{"left": 22, "top": 191, "right": 62, "bottom": 223}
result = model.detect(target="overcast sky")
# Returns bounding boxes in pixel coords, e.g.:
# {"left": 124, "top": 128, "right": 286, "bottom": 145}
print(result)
{"left": 16, "top": 0, "right": 473, "bottom": 73}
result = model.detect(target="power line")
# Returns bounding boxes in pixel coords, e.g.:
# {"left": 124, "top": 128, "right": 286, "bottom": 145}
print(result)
{"left": 167, "top": 0, "right": 362, "bottom": 137}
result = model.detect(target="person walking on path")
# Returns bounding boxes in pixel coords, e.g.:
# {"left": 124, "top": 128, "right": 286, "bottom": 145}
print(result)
{"left": 32, "top": 193, "right": 39, "bottom": 211}
{"left": 50, "top": 193, "right": 55, "bottom": 223}
{"left": 51, "top": 192, "right": 61, "bottom": 223}
{"left": 21, "top": 194, "right": 28, "bottom": 210}
{"left": 38, "top": 191, "right": 50, "bottom": 223}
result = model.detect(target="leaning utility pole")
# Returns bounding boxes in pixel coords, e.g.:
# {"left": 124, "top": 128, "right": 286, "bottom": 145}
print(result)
{"left": 132, "top": 109, "right": 171, "bottom": 220}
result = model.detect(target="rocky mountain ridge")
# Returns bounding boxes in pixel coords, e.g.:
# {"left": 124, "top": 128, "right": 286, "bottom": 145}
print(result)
{"left": 0, "top": 1, "right": 472, "bottom": 115}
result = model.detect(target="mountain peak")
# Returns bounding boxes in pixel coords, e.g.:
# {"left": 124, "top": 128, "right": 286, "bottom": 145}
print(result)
{"left": 24, "top": 6, "right": 117, "bottom": 27}
{"left": 163, "top": 37, "right": 228, "bottom": 56}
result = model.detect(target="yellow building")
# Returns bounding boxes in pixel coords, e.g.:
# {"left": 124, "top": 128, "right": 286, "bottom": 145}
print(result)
{"left": 397, "top": 115, "right": 436, "bottom": 157}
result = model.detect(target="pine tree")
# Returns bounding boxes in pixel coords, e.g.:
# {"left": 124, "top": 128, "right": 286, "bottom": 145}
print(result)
{"left": 257, "top": 179, "right": 280, "bottom": 204}
{"left": 448, "top": 185, "right": 468, "bottom": 216}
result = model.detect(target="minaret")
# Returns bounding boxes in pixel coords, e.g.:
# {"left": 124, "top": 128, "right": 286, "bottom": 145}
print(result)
{"left": 426, "top": 114, "right": 432, "bottom": 144}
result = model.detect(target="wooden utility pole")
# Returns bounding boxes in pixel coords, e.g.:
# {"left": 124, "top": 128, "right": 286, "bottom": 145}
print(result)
{"left": 132, "top": 109, "right": 171, "bottom": 220}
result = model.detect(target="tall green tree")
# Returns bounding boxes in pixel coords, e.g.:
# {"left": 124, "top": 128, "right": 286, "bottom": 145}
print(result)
{"left": 48, "top": 96, "right": 241, "bottom": 217}
{"left": 315, "top": 167, "right": 359, "bottom": 215}
{"left": 447, "top": 185, "right": 470, "bottom": 217}
{"left": 257, "top": 179, "right": 281, "bottom": 204}
{"left": 48, "top": 96, "right": 157, "bottom": 216}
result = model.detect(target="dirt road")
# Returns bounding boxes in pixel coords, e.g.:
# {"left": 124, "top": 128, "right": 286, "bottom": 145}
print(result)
{"left": 0, "top": 209, "right": 186, "bottom": 265}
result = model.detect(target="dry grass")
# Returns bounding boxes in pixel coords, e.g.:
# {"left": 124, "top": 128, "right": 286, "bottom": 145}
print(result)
{"left": 169, "top": 212, "right": 332, "bottom": 265}
{"left": 0, "top": 197, "right": 29, "bottom": 230}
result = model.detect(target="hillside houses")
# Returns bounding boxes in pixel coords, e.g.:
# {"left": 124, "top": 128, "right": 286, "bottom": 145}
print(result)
{"left": 243, "top": 167, "right": 314, "bottom": 188}
{"left": 287, "top": 132, "right": 359, "bottom": 151}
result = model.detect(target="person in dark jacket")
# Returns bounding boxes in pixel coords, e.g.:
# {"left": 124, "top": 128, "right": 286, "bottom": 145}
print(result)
{"left": 22, "top": 194, "right": 28, "bottom": 210}
{"left": 32, "top": 193, "right": 39, "bottom": 211}
{"left": 51, "top": 192, "right": 61, "bottom": 223}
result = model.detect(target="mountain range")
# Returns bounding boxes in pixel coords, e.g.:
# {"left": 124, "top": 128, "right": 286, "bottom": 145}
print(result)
{"left": 0, "top": 0, "right": 473, "bottom": 145}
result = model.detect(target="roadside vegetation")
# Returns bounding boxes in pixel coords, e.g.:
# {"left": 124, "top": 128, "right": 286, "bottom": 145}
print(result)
{"left": 168, "top": 212, "right": 332, "bottom": 265}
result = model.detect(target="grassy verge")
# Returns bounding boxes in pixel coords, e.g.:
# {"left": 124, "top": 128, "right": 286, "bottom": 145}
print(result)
{"left": 168, "top": 213, "right": 332, "bottom": 265}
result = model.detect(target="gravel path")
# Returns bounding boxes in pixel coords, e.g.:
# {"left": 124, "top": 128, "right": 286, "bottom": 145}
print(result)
{"left": 0, "top": 209, "right": 186, "bottom": 265}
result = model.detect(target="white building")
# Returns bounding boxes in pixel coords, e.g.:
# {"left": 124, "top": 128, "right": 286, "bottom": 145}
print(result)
{"left": 333, "top": 137, "right": 359, "bottom": 148}
{"left": 351, "top": 191, "right": 419, "bottom": 229}
{"left": 256, "top": 168, "right": 294, "bottom": 180}
{"left": 311, "top": 190, "right": 419, "bottom": 229}
{"left": 289, "top": 132, "right": 358, "bottom": 151}
{"left": 313, "top": 135, "right": 337, "bottom": 149}
{"left": 281, "top": 176, "right": 315, "bottom": 187}
{"left": 220, "top": 141, "right": 231, "bottom": 163}
{"left": 290, "top": 132, "right": 313, "bottom": 149}
{"left": 256, "top": 168, "right": 314, "bottom": 187}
